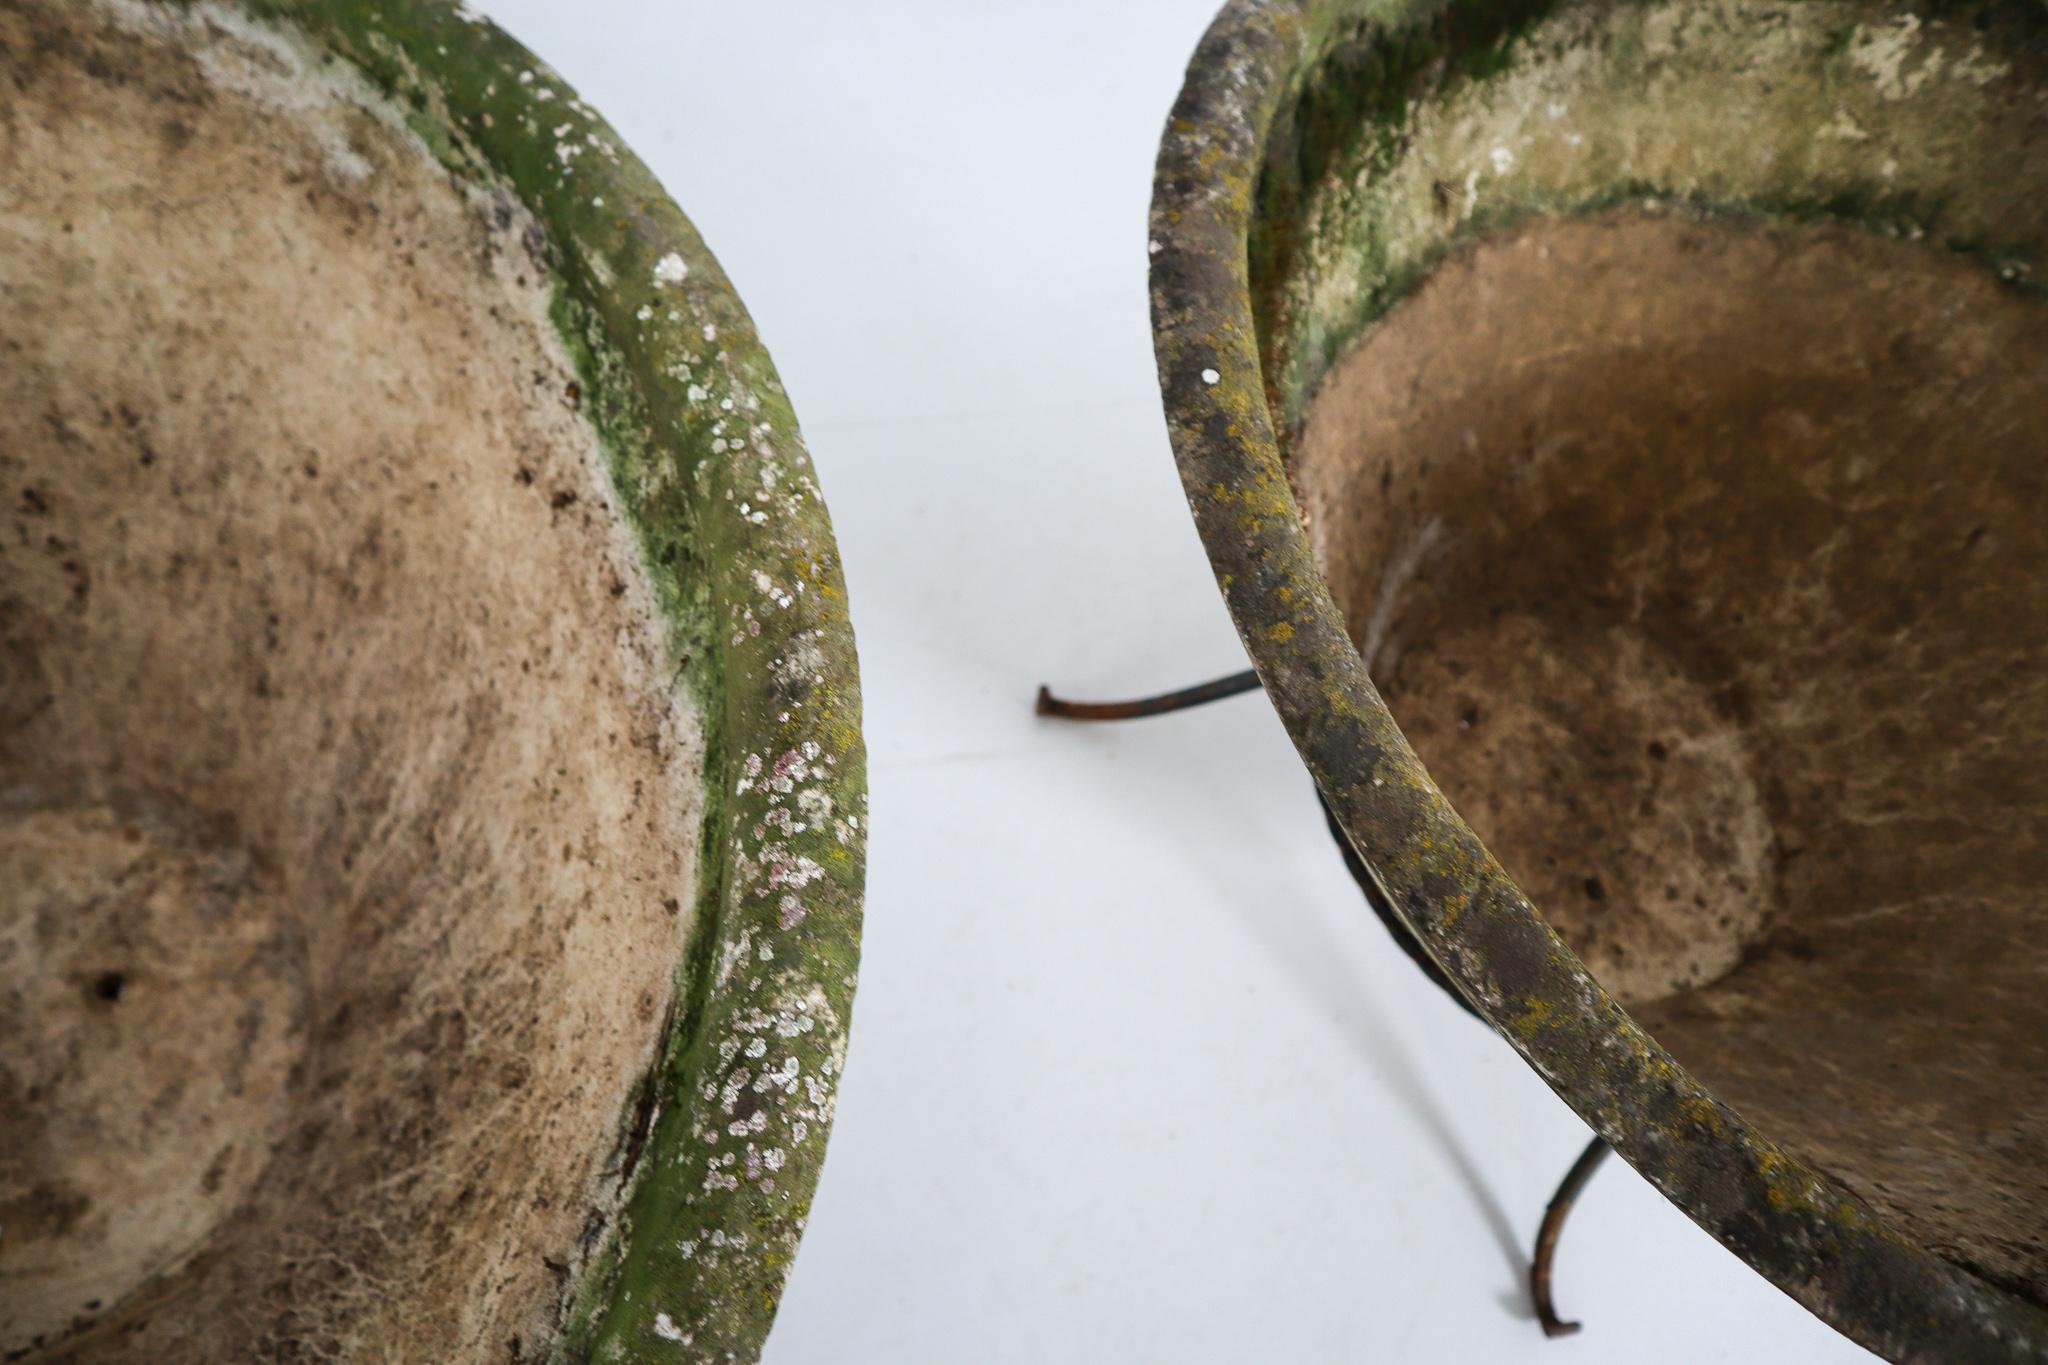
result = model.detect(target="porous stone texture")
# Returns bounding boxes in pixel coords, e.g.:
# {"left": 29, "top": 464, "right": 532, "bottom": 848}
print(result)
{"left": 0, "top": 2, "right": 702, "bottom": 1359}
{"left": 1293, "top": 209, "right": 2048, "bottom": 1306}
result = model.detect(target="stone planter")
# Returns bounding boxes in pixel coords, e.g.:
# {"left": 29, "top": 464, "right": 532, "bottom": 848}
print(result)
{"left": 0, "top": 3, "right": 863, "bottom": 1361}
{"left": 1149, "top": 0, "right": 2048, "bottom": 1358}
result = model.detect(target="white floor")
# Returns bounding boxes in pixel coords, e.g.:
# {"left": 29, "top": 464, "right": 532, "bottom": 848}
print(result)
{"left": 481, "top": 4, "right": 1878, "bottom": 1360}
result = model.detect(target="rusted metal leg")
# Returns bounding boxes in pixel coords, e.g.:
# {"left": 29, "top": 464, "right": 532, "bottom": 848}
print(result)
{"left": 1045, "top": 662, "right": 1609, "bottom": 1340}
{"left": 1320, "top": 797, "right": 1480, "bottom": 1020}
{"left": 1034, "top": 668, "right": 1261, "bottom": 721}
{"left": 1532, "top": 1135, "right": 1614, "bottom": 1338}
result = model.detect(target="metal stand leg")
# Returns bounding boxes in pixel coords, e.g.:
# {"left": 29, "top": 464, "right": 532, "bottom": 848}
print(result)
{"left": 1034, "top": 669, "right": 1262, "bottom": 721}
{"left": 1532, "top": 1136, "right": 1613, "bottom": 1337}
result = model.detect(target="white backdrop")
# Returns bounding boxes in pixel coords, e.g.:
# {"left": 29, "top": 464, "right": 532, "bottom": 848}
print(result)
{"left": 479, "top": 4, "right": 1876, "bottom": 1361}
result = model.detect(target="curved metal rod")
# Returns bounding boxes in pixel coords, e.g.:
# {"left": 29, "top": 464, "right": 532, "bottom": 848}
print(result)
{"left": 1532, "top": 1135, "right": 1614, "bottom": 1337}
{"left": 1040, "top": 661, "right": 1609, "bottom": 1341}
{"left": 1320, "top": 796, "right": 1480, "bottom": 1020}
{"left": 1034, "top": 668, "right": 1261, "bottom": 720}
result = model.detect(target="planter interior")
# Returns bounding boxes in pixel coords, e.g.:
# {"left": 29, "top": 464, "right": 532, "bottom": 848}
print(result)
{"left": 0, "top": 3, "right": 863, "bottom": 1362}
{"left": 1173, "top": 0, "right": 2048, "bottom": 1351}
{"left": 1293, "top": 211, "right": 2048, "bottom": 1306}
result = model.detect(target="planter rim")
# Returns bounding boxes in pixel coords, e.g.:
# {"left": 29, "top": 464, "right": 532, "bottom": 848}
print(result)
{"left": 1147, "top": 2, "right": 2047, "bottom": 1359}
{"left": 236, "top": 4, "right": 867, "bottom": 1360}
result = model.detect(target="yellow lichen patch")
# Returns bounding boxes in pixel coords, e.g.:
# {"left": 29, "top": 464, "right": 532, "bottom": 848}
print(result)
{"left": 1678, "top": 1095, "right": 1726, "bottom": 1137}
{"left": 1511, "top": 994, "right": 1555, "bottom": 1039}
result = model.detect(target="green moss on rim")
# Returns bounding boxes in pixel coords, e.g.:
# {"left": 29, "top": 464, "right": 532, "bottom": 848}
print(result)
{"left": 241, "top": 4, "right": 866, "bottom": 1360}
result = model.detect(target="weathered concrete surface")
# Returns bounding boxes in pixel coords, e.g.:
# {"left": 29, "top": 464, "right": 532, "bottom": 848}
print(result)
{"left": 1150, "top": 0, "right": 2048, "bottom": 1358}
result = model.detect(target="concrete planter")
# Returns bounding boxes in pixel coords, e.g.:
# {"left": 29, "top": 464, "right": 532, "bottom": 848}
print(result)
{"left": 1150, "top": 0, "right": 2048, "bottom": 1358}
{"left": 0, "top": 3, "right": 862, "bottom": 1361}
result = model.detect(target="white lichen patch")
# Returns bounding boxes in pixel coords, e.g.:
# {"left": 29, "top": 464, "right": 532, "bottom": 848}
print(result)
{"left": 689, "top": 977, "right": 844, "bottom": 1203}
{"left": 1821, "top": 109, "right": 1871, "bottom": 142}
{"left": 1849, "top": 15, "right": 2007, "bottom": 100}
{"left": 654, "top": 251, "right": 690, "bottom": 285}
{"left": 1849, "top": 13, "right": 1932, "bottom": 100}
